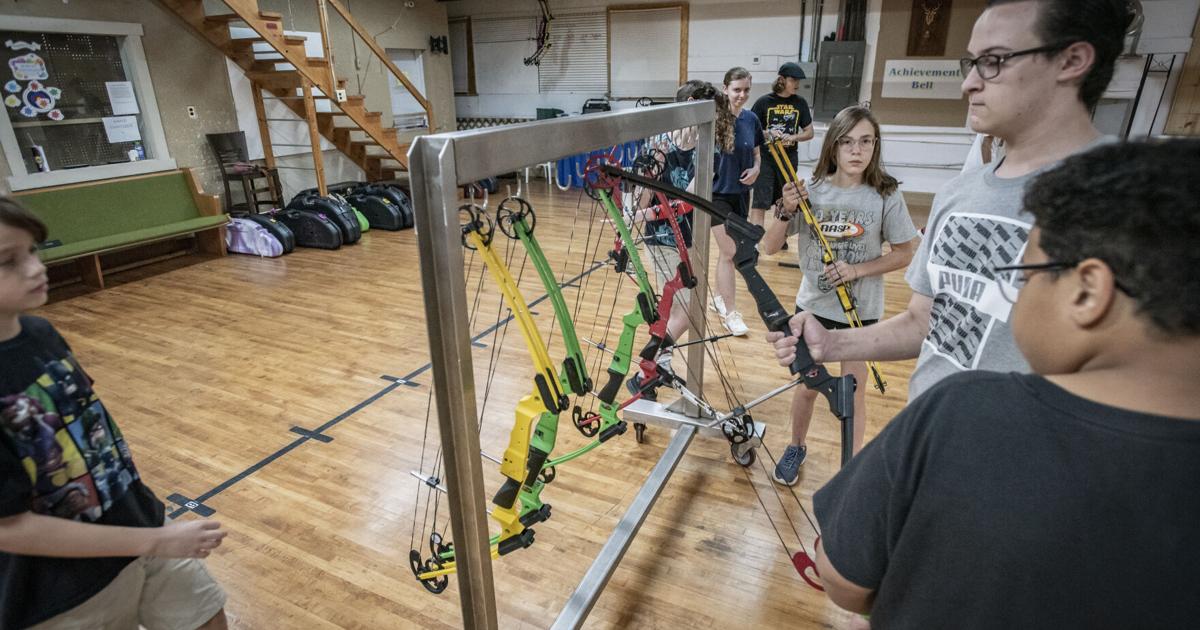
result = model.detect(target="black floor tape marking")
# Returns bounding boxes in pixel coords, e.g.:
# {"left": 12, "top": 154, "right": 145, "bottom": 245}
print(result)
{"left": 290, "top": 427, "right": 334, "bottom": 443}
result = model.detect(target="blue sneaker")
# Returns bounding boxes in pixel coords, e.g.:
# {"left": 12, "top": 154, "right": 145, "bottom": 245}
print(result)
{"left": 773, "top": 444, "right": 807, "bottom": 486}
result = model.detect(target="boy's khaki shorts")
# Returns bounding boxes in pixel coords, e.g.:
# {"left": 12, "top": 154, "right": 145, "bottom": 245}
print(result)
{"left": 644, "top": 243, "right": 692, "bottom": 307}
{"left": 31, "top": 556, "right": 226, "bottom": 630}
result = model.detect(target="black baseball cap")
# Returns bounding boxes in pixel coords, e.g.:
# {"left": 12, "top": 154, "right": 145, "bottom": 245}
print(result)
{"left": 778, "top": 62, "right": 806, "bottom": 80}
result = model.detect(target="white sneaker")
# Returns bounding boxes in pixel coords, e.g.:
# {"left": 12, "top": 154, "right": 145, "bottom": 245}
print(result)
{"left": 709, "top": 295, "right": 728, "bottom": 316}
{"left": 723, "top": 311, "right": 749, "bottom": 336}
{"left": 655, "top": 347, "right": 674, "bottom": 372}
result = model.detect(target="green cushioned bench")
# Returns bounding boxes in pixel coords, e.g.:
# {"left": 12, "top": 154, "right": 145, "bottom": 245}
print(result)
{"left": 14, "top": 168, "right": 228, "bottom": 289}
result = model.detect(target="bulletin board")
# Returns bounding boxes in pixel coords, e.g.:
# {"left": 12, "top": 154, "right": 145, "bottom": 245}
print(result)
{"left": 1, "top": 31, "right": 145, "bottom": 172}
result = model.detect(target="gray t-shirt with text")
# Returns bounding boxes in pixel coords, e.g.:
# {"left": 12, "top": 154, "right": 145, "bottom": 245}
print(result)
{"left": 904, "top": 162, "right": 1036, "bottom": 401}
{"left": 788, "top": 180, "right": 919, "bottom": 322}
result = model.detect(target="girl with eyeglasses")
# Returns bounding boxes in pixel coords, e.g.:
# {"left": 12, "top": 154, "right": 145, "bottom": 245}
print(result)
{"left": 761, "top": 105, "right": 921, "bottom": 486}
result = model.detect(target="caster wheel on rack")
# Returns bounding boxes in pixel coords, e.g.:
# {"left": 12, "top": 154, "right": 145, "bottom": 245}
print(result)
{"left": 731, "top": 442, "right": 756, "bottom": 467}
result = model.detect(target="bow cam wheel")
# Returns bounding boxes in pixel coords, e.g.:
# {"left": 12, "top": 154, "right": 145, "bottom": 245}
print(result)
{"left": 572, "top": 407, "right": 601, "bottom": 438}
{"left": 496, "top": 197, "right": 535, "bottom": 239}
{"left": 410, "top": 549, "right": 450, "bottom": 594}
{"left": 459, "top": 204, "right": 494, "bottom": 249}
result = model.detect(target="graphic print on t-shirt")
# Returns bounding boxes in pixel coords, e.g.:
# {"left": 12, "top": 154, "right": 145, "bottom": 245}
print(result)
{"left": 0, "top": 357, "right": 139, "bottom": 521}
{"left": 925, "top": 212, "right": 1030, "bottom": 369}
{"left": 805, "top": 206, "right": 873, "bottom": 292}
{"left": 764, "top": 104, "right": 803, "bottom": 136}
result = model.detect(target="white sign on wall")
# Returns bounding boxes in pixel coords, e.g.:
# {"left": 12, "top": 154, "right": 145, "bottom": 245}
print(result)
{"left": 881, "top": 60, "right": 964, "bottom": 99}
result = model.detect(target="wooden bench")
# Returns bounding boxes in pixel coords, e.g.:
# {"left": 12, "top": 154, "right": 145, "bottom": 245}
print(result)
{"left": 14, "top": 168, "right": 229, "bottom": 289}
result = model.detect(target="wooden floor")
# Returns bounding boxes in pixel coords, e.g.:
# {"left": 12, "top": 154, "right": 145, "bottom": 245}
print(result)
{"left": 38, "top": 181, "right": 925, "bottom": 629}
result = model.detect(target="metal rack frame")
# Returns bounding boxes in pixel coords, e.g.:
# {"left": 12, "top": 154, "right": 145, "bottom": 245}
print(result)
{"left": 408, "top": 102, "right": 715, "bottom": 629}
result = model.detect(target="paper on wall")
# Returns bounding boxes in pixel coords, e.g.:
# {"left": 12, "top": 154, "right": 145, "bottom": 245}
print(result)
{"left": 105, "top": 81, "right": 140, "bottom": 115}
{"left": 102, "top": 115, "right": 141, "bottom": 143}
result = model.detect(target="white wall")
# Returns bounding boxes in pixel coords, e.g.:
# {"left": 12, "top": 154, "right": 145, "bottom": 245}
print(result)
{"left": 446, "top": 0, "right": 1200, "bottom": 193}
{"left": 447, "top": 0, "right": 805, "bottom": 118}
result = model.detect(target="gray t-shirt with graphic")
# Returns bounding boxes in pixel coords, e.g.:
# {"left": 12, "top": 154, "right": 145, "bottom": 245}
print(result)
{"left": 904, "top": 162, "right": 1037, "bottom": 401}
{"left": 788, "top": 181, "right": 919, "bottom": 321}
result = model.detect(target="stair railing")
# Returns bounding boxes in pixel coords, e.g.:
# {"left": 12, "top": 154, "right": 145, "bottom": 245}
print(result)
{"left": 319, "top": 0, "right": 435, "bottom": 132}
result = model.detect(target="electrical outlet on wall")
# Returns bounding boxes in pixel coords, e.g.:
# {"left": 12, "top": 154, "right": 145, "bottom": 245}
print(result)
{"left": 186, "top": 106, "right": 197, "bottom": 119}
{"left": 334, "top": 89, "right": 347, "bottom": 103}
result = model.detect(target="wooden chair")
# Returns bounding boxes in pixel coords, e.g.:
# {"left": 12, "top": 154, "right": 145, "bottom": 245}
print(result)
{"left": 206, "top": 132, "right": 282, "bottom": 214}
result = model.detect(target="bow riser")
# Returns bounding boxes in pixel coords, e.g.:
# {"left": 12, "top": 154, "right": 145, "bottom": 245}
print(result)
{"left": 410, "top": 218, "right": 562, "bottom": 590}
{"left": 598, "top": 164, "right": 857, "bottom": 445}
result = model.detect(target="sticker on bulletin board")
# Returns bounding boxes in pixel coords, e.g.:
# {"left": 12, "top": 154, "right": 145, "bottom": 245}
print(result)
{"left": 18, "top": 80, "right": 60, "bottom": 117}
{"left": 8, "top": 53, "right": 48, "bottom": 81}
{"left": 4, "top": 80, "right": 19, "bottom": 93}
{"left": 4, "top": 40, "right": 42, "bottom": 52}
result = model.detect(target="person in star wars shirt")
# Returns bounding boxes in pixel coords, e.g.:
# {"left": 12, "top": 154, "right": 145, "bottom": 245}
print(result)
{"left": 750, "top": 62, "right": 814, "bottom": 229}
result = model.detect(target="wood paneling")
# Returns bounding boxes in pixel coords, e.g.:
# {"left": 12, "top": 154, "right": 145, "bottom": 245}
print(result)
{"left": 1164, "top": 15, "right": 1200, "bottom": 136}
{"left": 868, "top": 0, "right": 986, "bottom": 126}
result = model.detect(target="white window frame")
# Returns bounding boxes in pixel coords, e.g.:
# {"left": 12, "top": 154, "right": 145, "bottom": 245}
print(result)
{"left": 0, "top": 16, "right": 176, "bottom": 191}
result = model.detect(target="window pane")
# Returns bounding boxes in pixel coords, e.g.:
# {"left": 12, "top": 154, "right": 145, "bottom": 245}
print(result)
{"left": 2, "top": 31, "right": 148, "bottom": 173}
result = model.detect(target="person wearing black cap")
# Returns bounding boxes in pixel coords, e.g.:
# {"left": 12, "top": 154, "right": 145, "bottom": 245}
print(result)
{"left": 750, "top": 62, "right": 814, "bottom": 231}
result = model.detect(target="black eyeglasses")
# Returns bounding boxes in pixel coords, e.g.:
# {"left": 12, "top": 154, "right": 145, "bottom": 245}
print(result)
{"left": 960, "top": 42, "right": 1075, "bottom": 80}
{"left": 993, "top": 260, "right": 1136, "bottom": 304}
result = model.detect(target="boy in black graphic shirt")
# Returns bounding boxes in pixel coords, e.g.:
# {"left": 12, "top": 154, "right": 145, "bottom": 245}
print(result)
{"left": 809, "top": 140, "right": 1200, "bottom": 628}
{"left": 0, "top": 199, "right": 228, "bottom": 629}
{"left": 750, "top": 62, "right": 813, "bottom": 228}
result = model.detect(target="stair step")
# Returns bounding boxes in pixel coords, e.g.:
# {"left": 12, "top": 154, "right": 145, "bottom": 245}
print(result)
{"left": 246, "top": 71, "right": 304, "bottom": 88}
{"left": 333, "top": 110, "right": 378, "bottom": 122}
{"left": 350, "top": 140, "right": 380, "bottom": 147}
{"left": 230, "top": 35, "right": 307, "bottom": 45}
{"left": 247, "top": 70, "right": 300, "bottom": 79}
{"left": 204, "top": 11, "right": 283, "bottom": 25}
{"left": 305, "top": 57, "right": 330, "bottom": 67}
{"left": 329, "top": 110, "right": 380, "bottom": 119}
{"left": 250, "top": 61, "right": 289, "bottom": 71}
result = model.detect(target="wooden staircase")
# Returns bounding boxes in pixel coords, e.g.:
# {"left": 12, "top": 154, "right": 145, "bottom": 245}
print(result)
{"left": 159, "top": 0, "right": 432, "bottom": 188}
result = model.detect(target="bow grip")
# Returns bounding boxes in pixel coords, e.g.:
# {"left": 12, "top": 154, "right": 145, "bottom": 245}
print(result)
{"left": 493, "top": 478, "right": 521, "bottom": 509}
{"left": 767, "top": 313, "right": 818, "bottom": 377}
{"left": 597, "top": 367, "right": 624, "bottom": 405}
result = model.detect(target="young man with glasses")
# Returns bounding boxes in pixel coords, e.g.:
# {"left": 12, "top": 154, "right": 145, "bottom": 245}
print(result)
{"left": 768, "top": 0, "right": 1132, "bottom": 403}
{"left": 810, "top": 138, "right": 1200, "bottom": 627}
